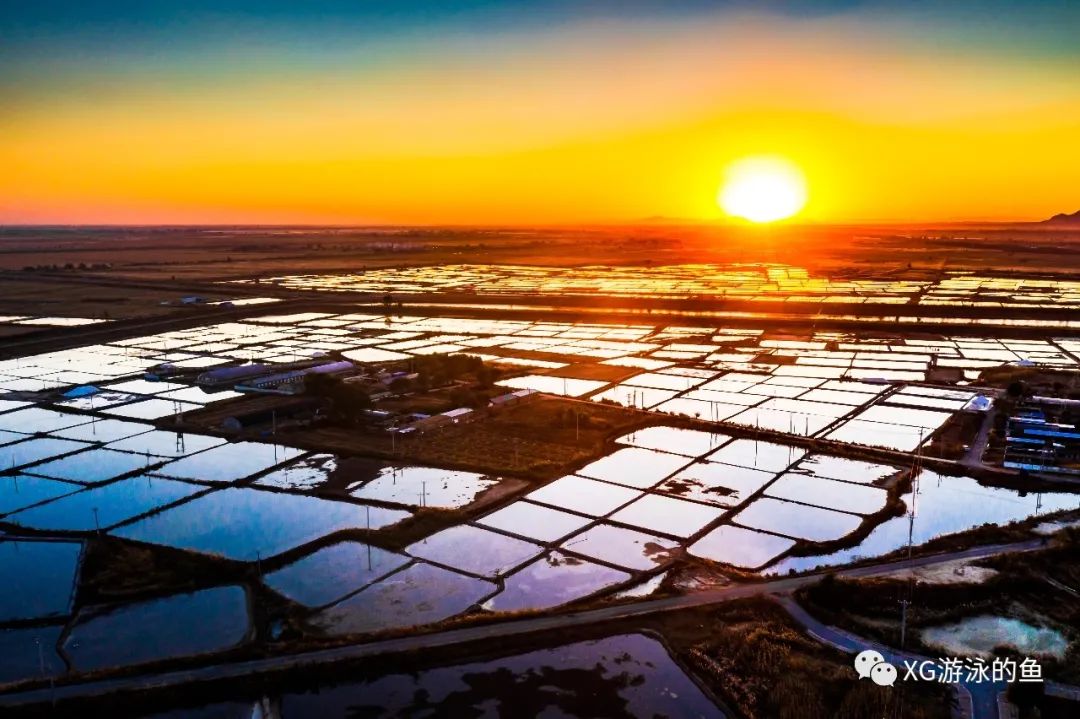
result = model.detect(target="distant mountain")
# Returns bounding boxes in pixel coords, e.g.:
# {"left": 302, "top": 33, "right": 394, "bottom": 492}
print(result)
{"left": 1044, "top": 210, "right": 1080, "bottom": 224}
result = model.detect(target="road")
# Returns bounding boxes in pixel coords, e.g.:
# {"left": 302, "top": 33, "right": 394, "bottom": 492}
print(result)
{"left": 961, "top": 405, "right": 999, "bottom": 471}
{"left": 0, "top": 539, "right": 1044, "bottom": 710}
{"left": 773, "top": 594, "right": 1004, "bottom": 719}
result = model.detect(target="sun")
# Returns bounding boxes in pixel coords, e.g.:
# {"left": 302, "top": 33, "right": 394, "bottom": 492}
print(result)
{"left": 718, "top": 156, "right": 808, "bottom": 223}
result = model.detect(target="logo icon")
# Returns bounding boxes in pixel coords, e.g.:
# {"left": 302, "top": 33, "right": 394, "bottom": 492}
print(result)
{"left": 854, "top": 649, "right": 897, "bottom": 687}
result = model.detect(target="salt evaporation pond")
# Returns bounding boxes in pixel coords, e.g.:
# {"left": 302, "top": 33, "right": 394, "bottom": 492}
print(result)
{"left": 484, "top": 551, "right": 629, "bottom": 612}
{"left": 6, "top": 476, "right": 205, "bottom": 532}
{"left": 921, "top": 616, "right": 1069, "bottom": 660}
{"left": 616, "top": 426, "right": 730, "bottom": 457}
{"left": 263, "top": 541, "right": 410, "bottom": 608}
{"left": 690, "top": 524, "right": 795, "bottom": 570}
{"left": 561, "top": 523, "right": 679, "bottom": 570}
{"left": 111, "top": 487, "right": 409, "bottom": 561}
{"left": 0, "top": 539, "right": 82, "bottom": 622}
{"left": 312, "top": 562, "right": 496, "bottom": 636}
{"left": 26, "top": 448, "right": 163, "bottom": 485}
{"left": 51, "top": 418, "right": 149, "bottom": 443}
{"left": 63, "top": 585, "right": 250, "bottom": 671}
{"left": 0, "top": 625, "right": 65, "bottom": 685}
{"left": 767, "top": 471, "right": 1080, "bottom": 574}
{"left": 280, "top": 633, "right": 724, "bottom": 718}
{"left": 406, "top": 525, "right": 542, "bottom": 577}
{"left": 350, "top": 465, "right": 499, "bottom": 508}
{"left": 2, "top": 438, "right": 90, "bottom": 470}
{"left": 0, "top": 474, "right": 81, "bottom": 515}
{"left": 477, "top": 500, "right": 592, "bottom": 543}
{"left": 155, "top": 442, "right": 305, "bottom": 483}
{"left": 527, "top": 475, "right": 642, "bottom": 517}
{"left": 254, "top": 454, "right": 337, "bottom": 491}
{"left": 105, "top": 430, "right": 225, "bottom": 458}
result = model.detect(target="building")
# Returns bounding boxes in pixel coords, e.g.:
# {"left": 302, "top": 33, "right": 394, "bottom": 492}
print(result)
{"left": 235, "top": 360, "right": 355, "bottom": 394}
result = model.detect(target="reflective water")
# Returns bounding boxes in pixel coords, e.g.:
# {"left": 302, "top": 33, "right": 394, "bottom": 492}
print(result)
{"left": 576, "top": 447, "right": 692, "bottom": 489}
{"left": 484, "top": 551, "right": 629, "bottom": 612}
{"left": 262, "top": 541, "right": 410, "bottom": 608}
{"left": 0, "top": 624, "right": 65, "bottom": 685}
{"left": 609, "top": 493, "right": 725, "bottom": 539}
{"left": 768, "top": 471, "right": 1080, "bottom": 574}
{"left": 350, "top": 466, "right": 498, "bottom": 508}
{"left": 560, "top": 523, "right": 679, "bottom": 570}
{"left": 280, "top": 633, "right": 724, "bottom": 718}
{"left": 6, "top": 476, "right": 204, "bottom": 532}
{"left": 689, "top": 524, "right": 795, "bottom": 569}
{"left": 921, "top": 616, "right": 1069, "bottom": 660}
{"left": 0, "top": 539, "right": 82, "bottom": 622}
{"left": 477, "top": 500, "right": 592, "bottom": 543}
{"left": 312, "top": 562, "right": 496, "bottom": 636}
{"left": 112, "top": 488, "right": 409, "bottom": 561}
{"left": 733, "top": 497, "right": 863, "bottom": 543}
{"left": 155, "top": 442, "right": 305, "bottom": 484}
{"left": 527, "top": 476, "right": 642, "bottom": 517}
{"left": 0, "top": 475, "right": 81, "bottom": 516}
{"left": 616, "top": 426, "right": 730, "bottom": 458}
{"left": 406, "top": 525, "right": 542, "bottom": 577}
{"left": 25, "top": 448, "right": 159, "bottom": 485}
{"left": 63, "top": 585, "right": 250, "bottom": 671}
{"left": 765, "top": 473, "right": 888, "bottom": 515}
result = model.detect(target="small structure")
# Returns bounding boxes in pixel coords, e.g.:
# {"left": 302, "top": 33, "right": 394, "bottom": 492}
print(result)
{"left": 489, "top": 388, "right": 539, "bottom": 409}
{"left": 236, "top": 361, "right": 356, "bottom": 394}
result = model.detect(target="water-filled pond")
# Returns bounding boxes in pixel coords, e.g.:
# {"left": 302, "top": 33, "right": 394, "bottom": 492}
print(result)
{"left": 6, "top": 476, "right": 205, "bottom": 532}
{"left": 63, "top": 585, "right": 250, "bottom": 671}
{"left": 280, "top": 633, "right": 725, "bottom": 718}
{"left": 262, "top": 541, "right": 410, "bottom": 608}
{"left": 312, "top": 562, "right": 496, "bottom": 636}
{"left": 484, "top": 551, "right": 629, "bottom": 612}
{"left": 767, "top": 471, "right": 1080, "bottom": 574}
{"left": 112, "top": 487, "right": 409, "bottom": 561}
{"left": 406, "top": 525, "right": 543, "bottom": 577}
{"left": 921, "top": 616, "right": 1069, "bottom": 660}
{"left": 0, "top": 539, "right": 82, "bottom": 622}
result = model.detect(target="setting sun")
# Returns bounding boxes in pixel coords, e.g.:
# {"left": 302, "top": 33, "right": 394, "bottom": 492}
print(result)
{"left": 718, "top": 157, "right": 808, "bottom": 223}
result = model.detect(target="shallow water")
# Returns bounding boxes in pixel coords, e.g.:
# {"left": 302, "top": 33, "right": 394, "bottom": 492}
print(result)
{"left": 312, "top": 562, "right": 496, "bottom": 636}
{"left": 6, "top": 476, "right": 205, "bottom": 532}
{"left": 350, "top": 465, "right": 498, "bottom": 508}
{"left": 921, "top": 616, "right": 1069, "bottom": 660}
{"left": 63, "top": 585, "right": 250, "bottom": 672}
{"left": 112, "top": 487, "right": 409, "bottom": 561}
{"left": 0, "top": 624, "right": 65, "bottom": 685}
{"left": 484, "top": 551, "right": 629, "bottom": 612}
{"left": 609, "top": 493, "right": 725, "bottom": 538}
{"left": 262, "top": 541, "right": 410, "bottom": 608}
{"left": 477, "top": 500, "right": 593, "bottom": 543}
{"left": 155, "top": 442, "right": 305, "bottom": 483}
{"left": 25, "top": 448, "right": 160, "bottom": 485}
{"left": 689, "top": 524, "right": 796, "bottom": 569}
{"left": 279, "top": 633, "right": 724, "bottom": 718}
{"left": 576, "top": 447, "right": 692, "bottom": 489}
{"left": 733, "top": 497, "right": 863, "bottom": 543}
{"left": 0, "top": 540, "right": 82, "bottom": 622}
{"left": 616, "top": 426, "right": 731, "bottom": 458}
{"left": 406, "top": 525, "right": 542, "bottom": 577}
{"left": 559, "top": 523, "right": 679, "bottom": 570}
{"left": 0, "top": 475, "right": 82, "bottom": 516}
{"left": 527, "top": 475, "right": 642, "bottom": 517}
{"left": 767, "top": 471, "right": 1080, "bottom": 574}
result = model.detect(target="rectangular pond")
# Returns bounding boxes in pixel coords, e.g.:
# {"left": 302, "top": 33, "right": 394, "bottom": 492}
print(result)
{"left": 111, "top": 487, "right": 410, "bottom": 561}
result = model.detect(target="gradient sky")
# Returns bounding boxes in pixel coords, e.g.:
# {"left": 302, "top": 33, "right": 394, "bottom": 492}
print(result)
{"left": 2, "top": 1, "right": 1079, "bottom": 224}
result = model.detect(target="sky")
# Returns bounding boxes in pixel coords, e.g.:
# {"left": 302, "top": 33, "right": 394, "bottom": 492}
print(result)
{"left": 2, "top": 1, "right": 1079, "bottom": 225}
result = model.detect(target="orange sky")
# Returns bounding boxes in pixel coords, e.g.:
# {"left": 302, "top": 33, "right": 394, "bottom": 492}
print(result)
{"left": 3, "top": 8, "right": 1080, "bottom": 224}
